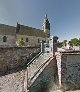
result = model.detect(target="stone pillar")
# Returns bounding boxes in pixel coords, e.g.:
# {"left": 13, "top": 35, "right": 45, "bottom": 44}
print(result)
{"left": 55, "top": 52, "right": 62, "bottom": 87}
{"left": 24, "top": 69, "right": 28, "bottom": 92}
{"left": 55, "top": 52, "right": 67, "bottom": 91}
{"left": 41, "top": 40, "right": 44, "bottom": 53}
{"left": 53, "top": 43, "right": 57, "bottom": 55}
{"left": 49, "top": 36, "right": 54, "bottom": 56}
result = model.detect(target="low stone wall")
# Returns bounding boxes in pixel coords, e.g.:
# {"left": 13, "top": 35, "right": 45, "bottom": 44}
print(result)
{"left": 56, "top": 51, "right": 80, "bottom": 91}
{"left": 0, "top": 47, "right": 40, "bottom": 73}
{"left": 0, "top": 69, "right": 27, "bottom": 92}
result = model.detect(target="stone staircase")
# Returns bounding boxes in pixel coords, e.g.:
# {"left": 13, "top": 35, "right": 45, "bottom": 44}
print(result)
{"left": 27, "top": 52, "right": 53, "bottom": 88}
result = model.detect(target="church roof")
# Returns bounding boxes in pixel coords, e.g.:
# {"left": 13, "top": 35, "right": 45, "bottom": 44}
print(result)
{"left": 18, "top": 25, "right": 46, "bottom": 37}
{"left": 0, "top": 24, "right": 46, "bottom": 38}
{"left": 0, "top": 24, "right": 16, "bottom": 35}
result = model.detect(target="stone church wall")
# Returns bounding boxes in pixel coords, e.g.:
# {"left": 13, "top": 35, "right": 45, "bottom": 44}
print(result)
{"left": 0, "top": 34, "right": 45, "bottom": 47}
{"left": 17, "top": 35, "right": 45, "bottom": 46}
{"left": 0, "top": 35, "right": 16, "bottom": 47}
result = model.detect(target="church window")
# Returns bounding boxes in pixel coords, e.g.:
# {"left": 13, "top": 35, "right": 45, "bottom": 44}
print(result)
{"left": 26, "top": 38, "right": 28, "bottom": 42}
{"left": 21, "top": 37, "right": 23, "bottom": 40}
{"left": 38, "top": 39, "right": 40, "bottom": 43}
{"left": 3, "top": 36, "right": 7, "bottom": 42}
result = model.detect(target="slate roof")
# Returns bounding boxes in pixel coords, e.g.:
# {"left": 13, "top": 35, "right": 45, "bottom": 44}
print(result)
{"left": 18, "top": 25, "right": 46, "bottom": 37}
{"left": 0, "top": 24, "right": 46, "bottom": 38}
{"left": 0, "top": 24, "right": 16, "bottom": 35}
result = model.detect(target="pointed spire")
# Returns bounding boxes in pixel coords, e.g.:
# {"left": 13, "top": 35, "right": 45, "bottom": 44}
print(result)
{"left": 45, "top": 14, "right": 47, "bottom": 18}
{"left": 45, "top": 14, "right": 48, "bottom": 20}
{"left": 42, "top": 14, "right": 50, "bottom": 37}
{"left": 17, "top": 22, "right": 18, "bottom": 25}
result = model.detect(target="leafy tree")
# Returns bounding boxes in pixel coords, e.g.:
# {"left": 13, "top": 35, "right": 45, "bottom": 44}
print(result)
{"left": 16, "top": 39, "right": 25, "bottom": 47}
{"left": 70, "top": 38, "right": 80, "bottom": 46}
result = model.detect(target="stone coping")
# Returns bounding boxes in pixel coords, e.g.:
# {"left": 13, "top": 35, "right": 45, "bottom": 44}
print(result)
{"left": 0, "top": 46, "right": 40, "bottom": 49}
{"left": 55, "top": 50, "right": 80, "bottom": 55}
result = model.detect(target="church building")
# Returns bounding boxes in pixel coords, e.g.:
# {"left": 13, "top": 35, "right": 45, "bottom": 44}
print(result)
{"left": 0, "top": 15, "right": 50, "bottom": 47}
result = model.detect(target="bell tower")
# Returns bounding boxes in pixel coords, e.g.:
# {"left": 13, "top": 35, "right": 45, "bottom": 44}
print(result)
{"left": 42, "top": 14, "right": 50, "bottom": 38}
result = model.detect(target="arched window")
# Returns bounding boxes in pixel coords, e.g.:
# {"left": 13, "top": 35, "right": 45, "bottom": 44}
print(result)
{"left": 3, "top": 36, "right": 7, "bottom": 42}
{"left": 38, "top": 39, "right": 40, "bottom": 43}
{"left": 26, "top": 38, "right": 28, "bottom": 42}
{"left": 21, "top": 37, "right": 23, "bottom": 40}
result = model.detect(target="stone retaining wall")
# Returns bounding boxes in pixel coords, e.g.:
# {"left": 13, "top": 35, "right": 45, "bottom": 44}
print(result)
{"left": 0, "top": 47, "right": 40, "bottom": 73}
{"left": 56, "top": 51, "right": 80, "bottom": 91}
{"left": 0, "top": 69, "right": 27, "bottom": 92}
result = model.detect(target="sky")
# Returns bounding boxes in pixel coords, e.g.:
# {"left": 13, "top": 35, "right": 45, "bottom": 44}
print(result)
{"left": 0, "top": 0, "right": 80, "bottom": 41}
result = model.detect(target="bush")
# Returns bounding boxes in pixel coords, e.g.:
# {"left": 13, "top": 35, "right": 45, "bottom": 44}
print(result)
{"left": 16, "top": 39, "right": 25, "bottom": 47}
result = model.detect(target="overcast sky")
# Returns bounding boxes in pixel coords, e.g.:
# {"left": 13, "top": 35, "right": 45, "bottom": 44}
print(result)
{"left": 0, "top": 0, "right": 80, "bottom": 41}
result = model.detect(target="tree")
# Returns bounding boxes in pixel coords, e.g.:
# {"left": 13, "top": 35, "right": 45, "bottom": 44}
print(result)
{"left": 70, "top": 38, "right": 80, "bottom": 46}
{"left": 16, "top": 39, "right": 25, "bottom": 47}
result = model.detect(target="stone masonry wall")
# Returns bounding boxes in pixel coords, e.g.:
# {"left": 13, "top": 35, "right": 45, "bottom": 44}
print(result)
{"left": 0, "top": 35, "right": 16, "bottom": 47}
{"left": 63, "top": 54, "right": 80, "bottom": 90}
{"left": 0, "top": 47, "right": 40, "bottom": 73}
{"left": 56, "top": 52, "right": 80, "bottom": 91}
{"left": 17, "top": 35, "right": 45, "bottom": 46}
{"left": 0, "top": 69, "right": 27, "bottom": 92}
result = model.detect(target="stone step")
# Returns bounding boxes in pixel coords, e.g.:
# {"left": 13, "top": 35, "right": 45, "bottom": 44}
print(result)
{"left": 27, "top": 53, "right": 51, "bottom": 81}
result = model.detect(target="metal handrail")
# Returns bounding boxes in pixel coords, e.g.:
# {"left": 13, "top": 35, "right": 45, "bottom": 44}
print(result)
{"left": 30, "top": 57, "right": 52, "bottom": 80}
{"left": 27, "top": 52, "right": 42, "bottom": 67}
